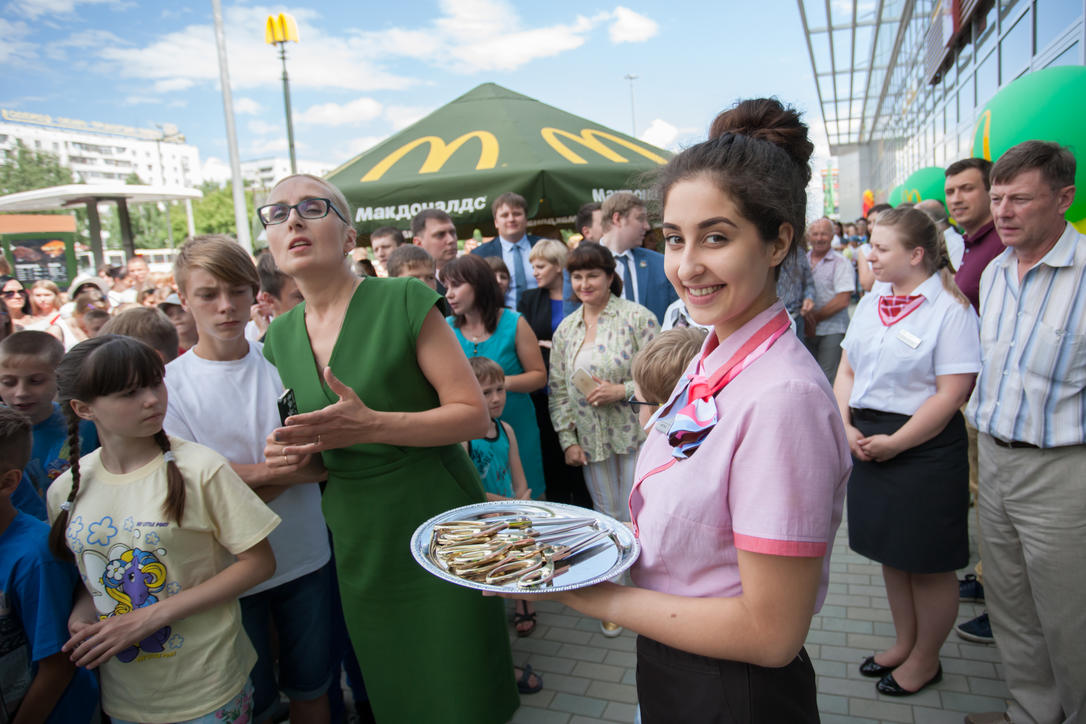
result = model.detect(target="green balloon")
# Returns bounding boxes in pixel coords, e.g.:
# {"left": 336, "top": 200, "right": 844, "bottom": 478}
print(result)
{"left": 888, "top": 185, "right": 905, "bottom": 206}
{"left": 902, "top": 166, "right": 946, "bottom": 205}
{"left": 972, "top": 66, "right": 1086, "bottom": 222}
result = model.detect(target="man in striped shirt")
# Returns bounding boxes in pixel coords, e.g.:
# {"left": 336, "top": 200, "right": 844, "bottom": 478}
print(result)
{"left": 964, "top": 141, "right": 1085, "bottom": 724}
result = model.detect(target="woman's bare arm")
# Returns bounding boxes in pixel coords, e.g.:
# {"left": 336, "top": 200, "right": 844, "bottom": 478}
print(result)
{"left": 504, "top": 316, "right": 546, "bottom": 393}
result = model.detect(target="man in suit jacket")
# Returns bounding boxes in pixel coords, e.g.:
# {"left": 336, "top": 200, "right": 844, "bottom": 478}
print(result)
{"left": 599, "top": 192, "right": 677, "bottom": 323}
{"left": 471, "top": 192, "right": 542, "bottom": 308}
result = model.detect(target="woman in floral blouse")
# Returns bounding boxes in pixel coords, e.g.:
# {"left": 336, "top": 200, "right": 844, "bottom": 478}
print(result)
{"left": 550, "top": 242, "right": 658, "bottom": 524}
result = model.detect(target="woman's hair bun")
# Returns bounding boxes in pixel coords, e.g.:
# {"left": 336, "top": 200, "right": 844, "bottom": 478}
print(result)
{"left": 708, "top": 98, "right": 814, "bottom": 183}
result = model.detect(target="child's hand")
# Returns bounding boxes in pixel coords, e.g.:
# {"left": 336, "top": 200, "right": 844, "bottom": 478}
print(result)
{"left": 516, "top": 488, "right": 532, "bottom": 500}
{"left": 63, "top": 606, "right": 160, "bottom": 670}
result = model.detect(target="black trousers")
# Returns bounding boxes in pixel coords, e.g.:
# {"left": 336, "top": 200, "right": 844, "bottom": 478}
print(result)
{"left": 637, "top": 636, "right": 819, "bottom": 723}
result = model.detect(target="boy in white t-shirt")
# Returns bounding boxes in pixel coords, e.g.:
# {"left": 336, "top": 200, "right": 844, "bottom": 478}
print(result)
{"left": 162, "top": 234, "right": 336, "bottom": 723}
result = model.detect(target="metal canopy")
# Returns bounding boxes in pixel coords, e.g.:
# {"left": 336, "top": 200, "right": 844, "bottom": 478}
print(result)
{"left": 797, "top": 0, "right": 919, "bottom": 149}
{"left": 0, "top": 183, "right": 202, "bottom": 267}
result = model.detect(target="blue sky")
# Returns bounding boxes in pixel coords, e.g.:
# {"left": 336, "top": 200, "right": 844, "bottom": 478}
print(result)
{"left": 1, "top": 0, "right": 831, "bottom": 188}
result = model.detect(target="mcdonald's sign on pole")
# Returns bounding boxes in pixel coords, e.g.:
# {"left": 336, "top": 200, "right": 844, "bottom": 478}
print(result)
{"left": 325, "top": 83, "right": 673, "bottom": 235}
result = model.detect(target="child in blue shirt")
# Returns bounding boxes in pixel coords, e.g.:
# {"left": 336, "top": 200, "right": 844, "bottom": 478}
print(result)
{"left": 0, "top": 332, "right": 98, "bottom": 520}
{"left": 0, "top": 406, "right": 99, "bottom": 723}
{"left": 464, "top": 357, "right": 530, "bottom": 502}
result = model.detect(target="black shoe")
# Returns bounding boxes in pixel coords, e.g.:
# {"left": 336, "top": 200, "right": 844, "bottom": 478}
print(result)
{"left": 959, "top": 574, "right": 985, "bottom": 603}
{"left": 956, "top": 612, "right": 995, "bottom": 644}
{"left": 876, "top": 665, "right": 942, "bottom": 696}
{"left": 859, "top": 655, "right": 895, "bottom": 678}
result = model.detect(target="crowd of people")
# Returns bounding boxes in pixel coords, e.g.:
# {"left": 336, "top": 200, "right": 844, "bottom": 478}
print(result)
{"left": 0, "top": 95, "right": 1082, "bottom": 724}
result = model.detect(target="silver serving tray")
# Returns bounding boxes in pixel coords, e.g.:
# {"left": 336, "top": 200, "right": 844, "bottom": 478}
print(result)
{"left": 410, "top": 501, "right": 640, "bottom": 595}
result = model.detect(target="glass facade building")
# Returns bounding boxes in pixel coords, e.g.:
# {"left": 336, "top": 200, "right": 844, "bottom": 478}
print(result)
{"left": 799, "top": 0, "right": 1085, "bottom": 219}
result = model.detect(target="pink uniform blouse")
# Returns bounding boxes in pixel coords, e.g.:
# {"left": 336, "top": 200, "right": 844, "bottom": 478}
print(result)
{"left": 629, "top": 302, "right": 851, "bottom": 610}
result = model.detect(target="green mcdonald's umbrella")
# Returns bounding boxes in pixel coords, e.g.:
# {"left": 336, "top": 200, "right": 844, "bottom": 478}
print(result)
{"left": 325, "top": 83, "right": 673, "bottom": 235}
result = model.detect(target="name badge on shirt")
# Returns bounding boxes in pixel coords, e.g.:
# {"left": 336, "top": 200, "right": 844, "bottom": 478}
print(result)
{"left": 896, "top": 329, "right": 921, "bottom": 349}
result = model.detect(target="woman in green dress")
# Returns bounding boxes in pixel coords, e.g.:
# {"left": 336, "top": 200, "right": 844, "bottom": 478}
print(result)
{"left": 259, "top": 174, "right": 520, "bottom": 724}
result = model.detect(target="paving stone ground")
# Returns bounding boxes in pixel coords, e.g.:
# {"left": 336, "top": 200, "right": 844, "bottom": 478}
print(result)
{"left": 505, "top": 508, "right": 1006, "bottom": 724}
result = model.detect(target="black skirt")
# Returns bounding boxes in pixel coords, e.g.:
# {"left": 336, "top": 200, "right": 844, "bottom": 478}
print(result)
{"left": 636, "top": 636, "right": 819, "bottom": 723}
{"left": 847, "top": 408, "right": 969, "bottom": 573}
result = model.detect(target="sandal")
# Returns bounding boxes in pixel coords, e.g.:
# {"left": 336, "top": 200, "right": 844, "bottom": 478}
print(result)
{"left": 513, "top": 600, "right": 536, "bottom": 637}
{"left": 515, "top": 664, "right": 543, "bottom": 695}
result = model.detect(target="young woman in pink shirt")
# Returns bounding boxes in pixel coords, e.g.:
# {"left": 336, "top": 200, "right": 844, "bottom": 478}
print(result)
{"left": 505, "top": 99, "right": 851, "bottom": 722}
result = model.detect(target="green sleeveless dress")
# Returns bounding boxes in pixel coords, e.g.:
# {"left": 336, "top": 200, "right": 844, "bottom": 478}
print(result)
{"left": 263, "top": 276, "right": 519, "bottom": 724}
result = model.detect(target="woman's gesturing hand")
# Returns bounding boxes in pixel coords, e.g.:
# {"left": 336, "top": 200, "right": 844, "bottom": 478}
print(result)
{"left": 270, "top": 366, "right": 379, "bottom": 456}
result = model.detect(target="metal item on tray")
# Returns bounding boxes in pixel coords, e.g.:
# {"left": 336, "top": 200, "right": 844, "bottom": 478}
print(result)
{"left": 410, "top": 501, "right": 640, "bottom": 595}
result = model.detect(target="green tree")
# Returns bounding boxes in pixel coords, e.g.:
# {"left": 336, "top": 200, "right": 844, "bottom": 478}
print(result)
{"left": 0, "top": 140, "right": 75, "bottom": 195}
{"left": 169, "top": 182, "right": 256, "bottom": 241}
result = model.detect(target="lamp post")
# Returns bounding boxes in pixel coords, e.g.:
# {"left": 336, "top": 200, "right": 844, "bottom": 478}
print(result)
{"left": 624, "top": 73, "right": 639, "bottom": 137}
{"left": 266, "top": 13, "right": 299, "bottom": 175}
{"left": 154, "top": 123, "right": 174, "bottom": 248}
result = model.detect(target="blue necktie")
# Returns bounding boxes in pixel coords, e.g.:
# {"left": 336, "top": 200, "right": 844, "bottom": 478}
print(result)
{"left": 511, "top": 242, "right": 528, "bottom": 307}
{"left": 620, "top": 254, "right": 634, "bottom": 302}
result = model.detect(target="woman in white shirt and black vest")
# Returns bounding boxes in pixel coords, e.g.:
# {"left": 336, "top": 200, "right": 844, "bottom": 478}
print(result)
{"left": 834, "top": 206, "right": 981, "bottom": 698}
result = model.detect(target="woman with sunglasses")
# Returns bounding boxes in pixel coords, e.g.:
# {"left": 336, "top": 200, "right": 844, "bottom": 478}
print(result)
{"left": 258, "top": 175, "right": 520, "bottom": 724}
{"left": 0, "top": 276, "right": 32, "bottom": 332}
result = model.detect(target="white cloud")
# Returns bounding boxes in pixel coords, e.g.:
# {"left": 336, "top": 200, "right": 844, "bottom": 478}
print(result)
{"left": 201, "top": 157, "right": 232, "bottom": 184}
{"left": 345, "top": 136, "right": 386, "bottom": 157}
{"left": 6, "top": 0, "right": 122, "bottom": 20}
{"left": 247, "top": 119, "right": 281, "bottom": 136}
{"left": 609, "top": 7, "right": 658, "bottom": 44}
{"left": 234, "top": 97, "right": 262, "bottom": 115}
{"left": 295, "top": 97, "right": 384, "bottom": 126}
{"left": 98, "top": 5, "right": 416, "bottom": 94}
{"left": 639, "top": 119, "right": 678, "bottom": 150}
{"left": 358, "top": 0, "right": 635, "bottom": 74}
{"left": 122, "top": 95, "right": 156, "bottom": 106}
{"left": 0, "top": 18, "right": 35, "bottom": 65}
{"left": 154, "top": 78, "right": 194, "bottom": 93}
{"left": 385, "top": 105, "right": 431, "bottom": 131}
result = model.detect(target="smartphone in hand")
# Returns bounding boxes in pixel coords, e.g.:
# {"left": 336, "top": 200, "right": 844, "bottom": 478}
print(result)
{"left": 571, "top": 367, "right": 597, "bottom": 398}
{"left": 277, "top": 388, "right": 298, "bottom": 426}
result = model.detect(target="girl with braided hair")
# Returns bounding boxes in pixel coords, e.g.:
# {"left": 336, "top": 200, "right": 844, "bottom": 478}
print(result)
{"left": 45, "top": 334, "right": 281, "bottom": 724}
{"left": 834, "top": 206, "right": 979, "bottom": 697}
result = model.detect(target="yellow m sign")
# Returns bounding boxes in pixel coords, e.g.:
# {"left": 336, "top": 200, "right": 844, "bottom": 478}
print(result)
{"left": 541, "top": 128, "right": 668, "bottom": 165}
{"left": 361, "top": 131, "right": 499, "bottom": 182}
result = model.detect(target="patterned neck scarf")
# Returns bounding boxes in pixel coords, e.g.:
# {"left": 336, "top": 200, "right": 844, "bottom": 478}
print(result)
{"left": 667, "top": 309, "right": 792, "bottom": 459}
{"left": 877, "top": 294, "right": 924, "bottom": 326}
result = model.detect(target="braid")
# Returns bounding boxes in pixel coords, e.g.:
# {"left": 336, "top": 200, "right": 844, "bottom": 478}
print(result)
{"left": 155, "top": 430, "right": 186, "bottom": 525}
{"left": 48, "top": 411, "right": 82, "bottom": 561}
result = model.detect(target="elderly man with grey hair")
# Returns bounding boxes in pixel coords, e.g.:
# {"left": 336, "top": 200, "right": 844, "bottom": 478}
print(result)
{"left": 803, "top": 217, "right": 853, "bottom": 381}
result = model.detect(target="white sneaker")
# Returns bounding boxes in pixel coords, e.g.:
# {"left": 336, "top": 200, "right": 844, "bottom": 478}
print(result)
{"left": 600, "top": 620, "right": 623, "bottom": 637}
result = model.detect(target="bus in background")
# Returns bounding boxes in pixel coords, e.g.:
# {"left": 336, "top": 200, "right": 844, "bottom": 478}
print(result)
{"left": 77, "top": 248, "right": 179, "bottom": 275}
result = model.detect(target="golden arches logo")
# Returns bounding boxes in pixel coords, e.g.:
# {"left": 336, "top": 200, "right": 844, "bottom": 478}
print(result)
{"left": 361, "top": 131, "right": 499, "bottom": 182}
{"left": 541, "top": 128, "right": 668, "bottom": 165}
{"left": 974, "top": 110, "right": 992, "bottom": 160}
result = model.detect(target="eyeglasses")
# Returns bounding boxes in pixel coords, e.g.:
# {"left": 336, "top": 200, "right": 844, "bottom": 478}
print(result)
{"left": 257, "top": 198, "right": 349, "bottom": 227}
{"left": 623, "top": 396, "right": 657, "bottom": 408}
{"left": 1, "top": 289, "right": 27, "bottom": 298}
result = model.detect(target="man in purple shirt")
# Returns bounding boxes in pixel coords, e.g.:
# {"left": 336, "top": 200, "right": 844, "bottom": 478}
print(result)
{"left": 945, "top": 158, "right": 1004, "bottom": 311}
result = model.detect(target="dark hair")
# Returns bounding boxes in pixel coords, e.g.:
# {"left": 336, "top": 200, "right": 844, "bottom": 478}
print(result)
{"left": 655, "top": 98, "right": 813, "bottom": 275}
{"left": 868, "top": 203, "right": 892, "bottom": 218}
{"left": 442, "top": 254, "right": 505, "bottom": 332}
{"left": 0, "top": 405, "right": 32, "bottom": 472}
{"left": 991, "top": 140, "right": 1076, "bottom": 192}
{"left": 575, "top": 202, "right": 601, "bottom": 237}
{"left": 100, "top": 307, "right": 180, "bottom": 363}
{"left": 492, "top": 192, "right": 526, "bottom": 216}
{"left": 484, "top": 256, "right": 510, "bottom": 277}
{"left": 256, "top": 248, "right": 289, "bottom": 298}
{"left": 946, "top": 158, "right": 994, "bottom": 191}
{"left": 0, "top": 304, "right": 11, "bottom": 341}
{"left": 874, "top": 207, "right": 970, "bottom": 308}
{"left": 0, "top": 276, "right": 32, "bottom": 316}
{"left": 371, "top": 226, "right": 405, "bottom": 246}
{"left": 49, "top": 336, "right": 186, "bottom": 560}
{"left": 354, "top": 258, "right": 376, "bottom": 277}
{"left": 386, "top": 245, "right": 435, "bottom": 278}
{"left": 566, "top": 242, "right": 622, "bottom": 298}
{"left": 0, "top": 330, "right": 64, "bottom": 368}
{"left": 410, "top": 208, "right": 453, "bottom": 238}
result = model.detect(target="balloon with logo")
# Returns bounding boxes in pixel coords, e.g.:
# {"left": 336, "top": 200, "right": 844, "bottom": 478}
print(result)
{"left": 902, "top": 166, "right": 946, "bottom": 205}
{"left": 972, "top": 65, "right": 1086, "bottom": 228}
{"left": 888, "top": 185, "right": 906, "bottom": 207}
{"left": 862, "top": 189, "right": 875, "bottom": 218}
